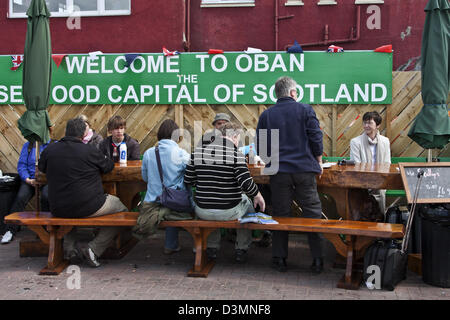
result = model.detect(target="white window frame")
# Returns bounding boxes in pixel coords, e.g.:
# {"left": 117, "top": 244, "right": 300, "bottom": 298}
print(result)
{"left": 285, "top": 0, "right": 304, "bottom": 6}
{"left": 317, "top": 0, "right": 337, "bottom": 5}
{"left": 8, "top": 0, "right": 131, "bottom": 18}
{"left": 201, "top": 0, "right": 255, "bottom": 8}
{"left": 355, "top": 0, "right": 384, "bottom": 4}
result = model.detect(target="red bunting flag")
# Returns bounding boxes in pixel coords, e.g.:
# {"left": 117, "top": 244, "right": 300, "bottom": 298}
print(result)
{"left": 208, "top": 49, "right": 224, "bottom": 54}
{"left": 374, "top": 44, "right": 393, "bottom": 53}
{"left": 163, "top": 47, "right": 180, "bottom": 56}
{"left": 10, "top": 55, "right": 23, "bottom": 71}
{"left": 327, "top": 45, "right": 344, "bottom": 53}
{"left": 52, "top": 54, "right": 67, "bottom": 68}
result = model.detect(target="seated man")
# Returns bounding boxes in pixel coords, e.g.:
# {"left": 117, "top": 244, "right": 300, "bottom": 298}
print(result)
{"left": 350, "top": 111, "right": 391, "bottom": 215}
{"left": 184, "top": 122, "right": 265, "bottom": 263}
{"left": 1, "top": 136, "right": 54, "bottom": 244}
{"left": 199, "top": 112, "right": 230, "bottom": 147}
{"left": 38, "top": 118, "right": 128, "bottom": 267}
{"left": 99, "top": 115, "right": 140, "bottom": 162}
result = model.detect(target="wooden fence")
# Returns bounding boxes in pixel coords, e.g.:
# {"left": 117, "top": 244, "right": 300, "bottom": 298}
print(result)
{"left": 1, "top": 71, "right": 449, "bottom": 175}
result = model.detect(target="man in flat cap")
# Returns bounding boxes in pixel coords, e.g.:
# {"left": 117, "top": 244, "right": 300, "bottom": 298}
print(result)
{"left": 212, "top": 113, "right": 231, "bottom": 128}
{"left": 200, "top": 113, "right": 231, "bottom": 146}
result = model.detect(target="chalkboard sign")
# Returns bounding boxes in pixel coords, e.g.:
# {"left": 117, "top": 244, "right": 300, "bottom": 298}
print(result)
{"left": 399, "top": 162, "right": 450, "bottom": 204}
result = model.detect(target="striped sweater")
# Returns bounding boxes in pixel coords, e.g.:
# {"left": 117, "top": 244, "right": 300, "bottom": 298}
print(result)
{"left": 184, "top": 137, "right": 259, "bottom": 209}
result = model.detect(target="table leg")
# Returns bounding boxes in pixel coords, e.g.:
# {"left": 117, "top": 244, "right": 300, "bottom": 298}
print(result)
{"left": 337, "top": 235, "right": 363, "bottom": 290}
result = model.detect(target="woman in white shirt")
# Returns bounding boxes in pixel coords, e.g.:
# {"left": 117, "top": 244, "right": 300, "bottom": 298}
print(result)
{"left": 350, "top": 111, "right": 391, "bottom": 215}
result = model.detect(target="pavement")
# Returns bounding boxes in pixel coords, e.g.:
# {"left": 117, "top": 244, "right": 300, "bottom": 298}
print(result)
{"left": 0, "top": 227, "right": 449, "bottom": 301}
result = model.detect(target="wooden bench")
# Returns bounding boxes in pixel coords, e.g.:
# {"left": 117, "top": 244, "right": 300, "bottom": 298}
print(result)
{"left": 5, "top": 211, "right": 404, "bottom": 290}
{"left": 4, "top": 211, "right": 139, "bottom": 275}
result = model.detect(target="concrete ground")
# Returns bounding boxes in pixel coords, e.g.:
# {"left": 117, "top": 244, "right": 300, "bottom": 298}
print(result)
{"left": 0, "top": 227, "right": 448, "bottom": 301}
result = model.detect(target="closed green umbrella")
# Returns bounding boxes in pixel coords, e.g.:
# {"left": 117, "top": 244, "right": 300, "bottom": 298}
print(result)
{"left": 408, "top": 0, "right": 450, "bottom": 151}
{"left": 17, "top": 0, "right": 52, "bottom": 144}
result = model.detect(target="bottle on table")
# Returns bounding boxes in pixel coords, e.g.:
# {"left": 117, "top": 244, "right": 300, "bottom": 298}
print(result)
{"left": 119, "top": 142, "right": 127, "bottom": 164}
{"left": 248, "top": 145, "right": 255, "bottom": 165}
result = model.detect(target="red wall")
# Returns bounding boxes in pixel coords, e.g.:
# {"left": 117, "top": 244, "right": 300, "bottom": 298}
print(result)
{"left": 0, "top": 0, "right": 428, "bottom": 70}
{"left": 189, "top": 0, "right": 427, "bottom": 70}
{"left": 0, "top": 1, "right": 184, "bottom": 55}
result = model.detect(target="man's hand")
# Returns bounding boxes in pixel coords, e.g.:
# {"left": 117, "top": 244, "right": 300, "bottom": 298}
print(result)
{"left": 316, "top": 155, "right": 323, "bottom": 179}
{"left": 25, "top": 178, "right": 36, "bottom": 186}
{"left": 253, "top": 192, "right": 266, "bottom": 213}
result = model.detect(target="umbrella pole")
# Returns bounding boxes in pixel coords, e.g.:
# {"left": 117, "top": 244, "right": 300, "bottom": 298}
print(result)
{"left": 427, "top": 149, "right": 432, "bottom": 163}
{"left": 35, "top": 141, "right": 40, "bottom": 215}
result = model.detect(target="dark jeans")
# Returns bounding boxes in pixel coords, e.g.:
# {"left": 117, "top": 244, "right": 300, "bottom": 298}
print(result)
{"left": 6, "top": 182, "right": 49, "bottom": 234}
{"left": 270, "top": 172, "right": 324, "bottom": 260}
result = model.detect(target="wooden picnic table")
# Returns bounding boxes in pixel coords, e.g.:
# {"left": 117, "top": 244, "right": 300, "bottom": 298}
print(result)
{"left": 248, "top": 162, "right": 405, "bottom": 261}
{"left": 249, "top": 162, "right": 404, "bottom": 219}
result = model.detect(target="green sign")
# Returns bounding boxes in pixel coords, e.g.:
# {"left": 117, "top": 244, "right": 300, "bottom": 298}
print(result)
{"left": 0, "top": 51, "right": 392, "bottom": 105}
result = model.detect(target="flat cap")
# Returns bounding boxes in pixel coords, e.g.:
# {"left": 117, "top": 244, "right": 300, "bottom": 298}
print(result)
{"left": 212, "top": 113, "right": 231, "bottom": 125}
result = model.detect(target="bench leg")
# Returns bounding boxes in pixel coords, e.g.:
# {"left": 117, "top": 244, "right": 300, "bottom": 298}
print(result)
{"left": 337, "top": 235, "right": 363, "bottom": 290}
{"left": 183, "top": 227, "right": 216, "bottom": 277}
{"left": 31, "top": 226, "right": 72, "bottom": 276}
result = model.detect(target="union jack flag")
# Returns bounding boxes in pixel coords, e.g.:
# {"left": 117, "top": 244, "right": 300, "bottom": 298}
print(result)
{"left": 10, "top": 55, "right": 23, "bottom": 71}
{"left": 327, "top": 45, "right": 344, "bottom": 53}
{"left": 162, "top": 47, "right": 179, "bottom": 56}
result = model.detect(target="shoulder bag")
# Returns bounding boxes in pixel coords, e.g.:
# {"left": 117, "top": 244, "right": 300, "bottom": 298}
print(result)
{"left": 155, "top": 146, "right": 193, "bottom": 213}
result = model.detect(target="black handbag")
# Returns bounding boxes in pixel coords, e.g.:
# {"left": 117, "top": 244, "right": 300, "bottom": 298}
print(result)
{"left": 155, "top": 146, "right": 193, "bottom": 213}
{"left": 364, "top": 170, "right": 424, "bottom": 290}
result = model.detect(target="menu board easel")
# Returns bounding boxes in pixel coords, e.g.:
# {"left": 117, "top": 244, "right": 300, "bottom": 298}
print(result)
{"left": 398, "top": 162, "right": 450, "bottom": 204}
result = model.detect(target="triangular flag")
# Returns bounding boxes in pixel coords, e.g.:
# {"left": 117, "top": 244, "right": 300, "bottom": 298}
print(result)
{"left": 327, "top": 45, "right": 344, "bottom": 53}
{"left": 52, "top": 54, "right": 67, "bottom": 68}
{"left": 244, "top": 47, "right": 263, "bottom": 54}
{"left": 163, "top": 47, "right": 180, "bottom": 56}
{"left": 374, "top": 44, "right": 392, "bottom": 53}
{"left": 124, "top": 53, "right": 141, "bottom": 67}
{"left": 287, "top": 40, "right": 303, "bottom": 53}
{"left": 88, "top": 51, "right": 103, "bottom": 59}
{"left": 208, "top": 49, "right": 224, "bottom": 54}
{"left": 10, "top": 55, "right": 23, "bottom": 71}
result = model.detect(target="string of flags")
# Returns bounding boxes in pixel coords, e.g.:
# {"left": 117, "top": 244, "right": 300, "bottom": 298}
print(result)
{"left": 8, "top": 43, "right": 393, "bottom": 71}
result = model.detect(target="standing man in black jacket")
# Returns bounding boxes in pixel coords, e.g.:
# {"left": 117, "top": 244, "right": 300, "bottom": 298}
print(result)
{"left": 256, "top": 76, "right": 325, "bottom": 274}
{"left": 38, "top": 118, "right": 128, "bottom": 267}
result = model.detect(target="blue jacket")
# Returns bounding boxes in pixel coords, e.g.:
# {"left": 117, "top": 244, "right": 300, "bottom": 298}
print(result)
{"left": 256, "top": 97, "right": 323, "bottom": 174}
{"left": 17, "top": 141, "right": 51, "bottom": 181}
{"left": 142, "top": 139, "right": 190, "bottom": 203}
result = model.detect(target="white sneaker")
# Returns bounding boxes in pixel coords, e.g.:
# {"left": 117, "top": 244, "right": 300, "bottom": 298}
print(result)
{"left": 1, "top": 231, "right": 13, "bottom": 244}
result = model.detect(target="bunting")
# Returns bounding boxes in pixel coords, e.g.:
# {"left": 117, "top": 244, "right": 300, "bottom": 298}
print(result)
{"left": 52, "top": 54, "right": 67, "bottom": 68}
{"left": 124, "top": 53, "right": 141, "bottom": 67}
{"left": 208, "top": 49, "right": 224, "bottom": 54}
{"left": 163, "top": 47, "right": 180, "bottom": 56}
{"left": 10, "top": 55, "right": 23, "bottom": 71}
{"left": 374, "top": 44, "right": 393, "bottom": 53}
{"left": 287, "top": 40, "right": 303, "bottom": 53}
{"left": 327, "top": 45, "right": 344, "bottom": 53}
